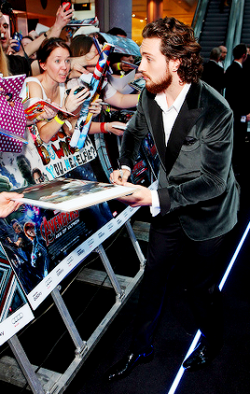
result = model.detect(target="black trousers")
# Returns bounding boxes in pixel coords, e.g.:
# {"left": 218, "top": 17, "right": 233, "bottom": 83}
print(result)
{"left": 131, "top": 212, "right": 227, "bottom": 353}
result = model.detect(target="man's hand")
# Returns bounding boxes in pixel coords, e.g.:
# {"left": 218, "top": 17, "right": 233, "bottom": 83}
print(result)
{"left": 0, "top": 192, "right": 23, "bottom": 218}
{"left": 117, "top": 182, "right": 152, "bottom": 208}
{"left": 110, "top": 169, "right": 131, "bottom": 185}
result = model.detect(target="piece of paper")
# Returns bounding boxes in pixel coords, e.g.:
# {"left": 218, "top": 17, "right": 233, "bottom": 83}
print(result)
{"left": 108, "top": 69, "right": 136, "bottom": 94}
{"left": 67, "top": 16, "right": 99, "bottom": 27}
{"left": 12, "top": 177, "right": 137, "bottom": 212}
{"left": 100, "top": 33, "right": 141, "bottom": 57}
{"left": 35, "top": 23, "right": 49, "bottom": 35}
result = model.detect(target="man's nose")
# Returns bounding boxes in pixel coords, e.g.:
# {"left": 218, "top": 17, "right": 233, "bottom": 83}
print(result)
{"left": 138, "top": 60, "right": 144, "bottom": 73}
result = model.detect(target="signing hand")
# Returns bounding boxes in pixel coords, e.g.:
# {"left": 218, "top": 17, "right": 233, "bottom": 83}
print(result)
{"left": 110, "top": 169, "right": 131, "bottom": 185}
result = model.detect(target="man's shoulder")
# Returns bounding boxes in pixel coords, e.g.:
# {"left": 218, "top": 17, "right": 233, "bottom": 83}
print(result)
{"left": 226, "top": 61, "right": 241, "bottom": 73}
{"left": 202, "top": 61, "right": 224, "bottom": 79}
{"left": 205, "top": 60, "right": 218, "bottom": 68}
{"left": 192, "top": 80, "right": 231, "bottom": 111}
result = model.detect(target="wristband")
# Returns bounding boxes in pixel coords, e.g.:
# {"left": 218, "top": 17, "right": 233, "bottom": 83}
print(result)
{"left": 54, "top": 115, "right": 65, "bottom": 125}
{"left": 100, "top": 122, "right": 108, "bottom": 133}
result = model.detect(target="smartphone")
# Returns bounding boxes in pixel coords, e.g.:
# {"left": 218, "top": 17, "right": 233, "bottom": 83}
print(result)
{"left": 74, "top": 83, "right": 90, "bottom": 94}
{"left": 12, "top": 32, "right": 22, "bottom": 52}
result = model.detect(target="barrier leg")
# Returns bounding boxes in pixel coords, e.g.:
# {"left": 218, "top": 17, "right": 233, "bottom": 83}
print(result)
{"left": 51, "top": 287, "right": 87, "bottom": 356}
{"left": 95, "top": 244, "right": 125, "bottom": 301}
{"left": 125, "top": 220, "right": 146, "bottom": 267}
{"left": 8, "top": 335, "right": 46, "bottom": 394}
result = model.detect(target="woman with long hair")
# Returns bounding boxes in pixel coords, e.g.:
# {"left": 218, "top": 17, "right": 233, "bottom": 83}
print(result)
{"left": 24, "top": 37, "right": 92, "bottom": 143}
{"left": 25, "top": 37, "right": 125, "bottom": 141}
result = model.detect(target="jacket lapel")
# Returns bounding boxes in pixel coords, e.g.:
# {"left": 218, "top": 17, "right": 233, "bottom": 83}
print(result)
{"left": 146, "top": 82, "right": 204, "bottom": 175}
{"left": 147, "top": 97, "right": 167, "bottom": 171}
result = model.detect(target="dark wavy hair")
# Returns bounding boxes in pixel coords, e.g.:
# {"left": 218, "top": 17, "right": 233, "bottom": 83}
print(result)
{"left": 142, "top": 17, "right": 203, "bottom": 84}
{"left": 37, "top": 37, "right": 71, "bottom": 73}
{"left": 70, "top": 35, "right": 93, "bottom": 57}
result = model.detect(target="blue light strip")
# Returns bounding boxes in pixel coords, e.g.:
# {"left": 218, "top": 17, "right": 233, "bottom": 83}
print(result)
{"left": 166, "top": 220, "right": 250, "bottom": 394}
{"left": 219, "top": 221, "right": 250, "bottom": 291}
{"left": 167, "top": 330, "right": 201, "bottom": 394}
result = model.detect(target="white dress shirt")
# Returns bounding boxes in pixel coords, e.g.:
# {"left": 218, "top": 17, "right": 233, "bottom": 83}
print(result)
{"left": 150, "top": 83, "right": 191, "bottom": 216}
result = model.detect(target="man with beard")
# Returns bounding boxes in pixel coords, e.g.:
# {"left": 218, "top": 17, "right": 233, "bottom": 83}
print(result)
{"left": 107, "top": 16, "right": 239, "bottom": 379}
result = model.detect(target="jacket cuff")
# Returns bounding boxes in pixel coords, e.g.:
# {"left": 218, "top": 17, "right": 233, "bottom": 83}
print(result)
{"left": 158, "top": 188, "right": 171, "bottom": 216}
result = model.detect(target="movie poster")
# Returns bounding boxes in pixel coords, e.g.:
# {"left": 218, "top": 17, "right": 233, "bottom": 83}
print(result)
{"left": 0, "top": 128, "right": 119, "bottom": 309}
{"left": 0, "top": 120, "right": 159, "bottom": 309}
{"left": 0, "top": 246, "right": 34, "bottom": 346}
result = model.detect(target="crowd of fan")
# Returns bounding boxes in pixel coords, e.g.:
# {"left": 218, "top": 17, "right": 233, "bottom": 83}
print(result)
{"left": 0, "top": 3, "right": 144, "bottom": 217}
{"left": 201, "top": 43, "right": 250, "bottom": 177}
{"left": 0, "top": 3, "right": 248, "bottom": 215}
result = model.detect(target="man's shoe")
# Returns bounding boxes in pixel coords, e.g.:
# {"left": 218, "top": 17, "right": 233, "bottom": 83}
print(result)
{"left": 182, "top": 342, "right": 220, "bottom": 371}
{"left": 107, "top": 346, "right": 154, "bottom": 381}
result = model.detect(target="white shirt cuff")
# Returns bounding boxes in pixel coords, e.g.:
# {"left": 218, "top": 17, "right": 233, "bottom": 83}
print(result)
{"left": 150, "top": 190, "right": 161, "bottom": 217}
{"left": 121, "top": 165, "right": 131, "bottom": 173}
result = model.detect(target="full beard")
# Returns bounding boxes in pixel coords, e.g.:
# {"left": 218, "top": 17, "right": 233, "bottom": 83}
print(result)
{"left": 145, "top": 73, "right": 172, "bottom": 94}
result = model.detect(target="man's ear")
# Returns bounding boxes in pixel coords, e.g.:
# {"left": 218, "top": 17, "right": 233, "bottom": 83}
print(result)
{"left": 170, "top": 58, "right": 181, "bottom": 72}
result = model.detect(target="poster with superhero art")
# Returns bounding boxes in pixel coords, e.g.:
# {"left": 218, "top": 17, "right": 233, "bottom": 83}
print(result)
{"left": 0, "top": 115, "right": 159, "bottom": 309}
{"left": 0, "top": 200, "right": 119, "bottom": 309}
{"left": 0, "top": 246, "right": 34, "bottom": 346}
{"left": 0, "top": 127, "right": 121, "bottom": 309}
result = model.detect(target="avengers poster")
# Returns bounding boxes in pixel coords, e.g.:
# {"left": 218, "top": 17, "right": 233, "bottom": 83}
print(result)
{"left": 0, "top": 200, "right": 118, "bottom": 309}
{"left": 0, "top": 128, "right": 118, "bottom": 309}
{"left": 0, "top": 121, "right": 159, "bottom": 310}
